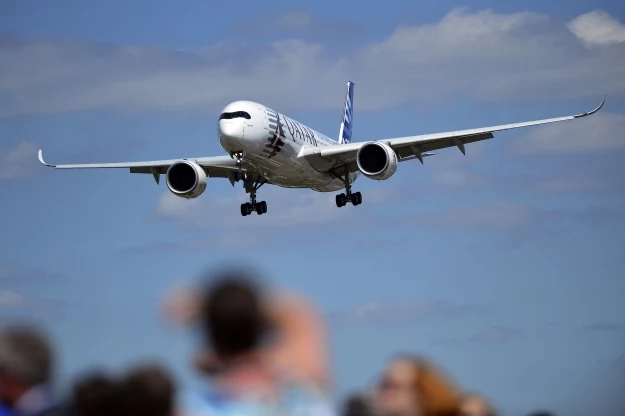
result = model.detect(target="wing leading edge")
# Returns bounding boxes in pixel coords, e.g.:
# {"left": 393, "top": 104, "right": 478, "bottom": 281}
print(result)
{"left": 301, "top": 96, "right": 606, "bottom": 169}
{"left": 38, "top": 149, "right": 247, "bottom": 183}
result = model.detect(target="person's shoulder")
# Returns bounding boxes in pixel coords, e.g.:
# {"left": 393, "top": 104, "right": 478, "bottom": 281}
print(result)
{"left": 31, "top": 404, "right": 70, "bottom": 416}
{"left": 278, "top": 384, "right": 338, "bottom": 415}
{"left": 0, "top": 402, "right": 15, "bottom": 416}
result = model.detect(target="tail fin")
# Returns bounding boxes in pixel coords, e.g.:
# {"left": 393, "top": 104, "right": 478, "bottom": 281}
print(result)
{"left": 338, "top": 81, "right": 355, "bottom": 144}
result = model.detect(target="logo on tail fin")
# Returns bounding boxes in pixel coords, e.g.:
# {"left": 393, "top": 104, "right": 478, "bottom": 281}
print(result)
{"left": 338, "top": 81, "right": 354, "bottom": 144}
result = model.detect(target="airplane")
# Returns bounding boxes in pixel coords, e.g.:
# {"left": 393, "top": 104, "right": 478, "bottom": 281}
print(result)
{"left": 38, "top": 82, "right": 606, "bottom": 217}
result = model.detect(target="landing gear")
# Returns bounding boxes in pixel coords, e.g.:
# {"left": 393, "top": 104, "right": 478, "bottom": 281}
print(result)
{"left": 240, "top": 178, "right": 268, "bottom": 216}
{"left": 335, "top": 167, "right": 362, "bottom": 208}
{"left": 335, "top": 191, "right": 362, "bottom": 207}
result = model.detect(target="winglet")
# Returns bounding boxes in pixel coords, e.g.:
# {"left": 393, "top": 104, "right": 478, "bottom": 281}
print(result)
{"left": 38, "top": 149, "right": 56, "bottom": 167}
{"left": 574, "top": 95, "right": 606, "bottom": 118}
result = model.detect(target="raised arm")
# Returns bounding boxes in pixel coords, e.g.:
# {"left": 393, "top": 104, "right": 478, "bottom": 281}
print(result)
{"left": 262, "top": 292, "right": 331, "bottom": 390}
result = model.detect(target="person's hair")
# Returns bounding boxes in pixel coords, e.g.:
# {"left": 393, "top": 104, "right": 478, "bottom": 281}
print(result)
{"left": 71, "top": 372, "right": 122, "bottom": 416}
{"left": 120, "top": 363, "right": 176, "bottom": 416}
{"left": 200, "top": 270, "right": 268, "bottom": 359}
{"left": 0, "top": 325, "right": 53, "bottom": 387}
{"left": 342, "top": 393, "right": 376, "bottom": 416}
{"left": 395, "top": 354, "right": 462, "bottom": 416}
{"left": 460, "top": 393, "right": 497, "bottom": 416}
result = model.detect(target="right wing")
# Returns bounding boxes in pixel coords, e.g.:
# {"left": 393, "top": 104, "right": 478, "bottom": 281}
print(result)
{"left": 300, "top": 96, "right": 606, "bottom": 172}
{"left": 38, "top": 150, "right": 252, "bottom": 185}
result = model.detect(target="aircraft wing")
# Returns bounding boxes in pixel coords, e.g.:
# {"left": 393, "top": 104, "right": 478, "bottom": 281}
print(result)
{"left": 300, "top": 97, "right": 606, "bottom": 172}
{"left": 38, "top": 150, "right": 251, "bottom": 184}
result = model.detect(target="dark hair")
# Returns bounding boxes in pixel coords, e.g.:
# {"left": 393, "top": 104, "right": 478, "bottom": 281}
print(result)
{"left": 71, "top": 372, "right": 122, "bottom": 416}
{"left": 120, "top": 363, "right": 175, "bottom": 416}
{"left": 342, "top": 393, "right": 376, "bottom": 416}
{"left": 200, "top": 271, "right": 268, "bottom": 359}
{"left": 0, "top": 325, "right": 53, "bottom": 387}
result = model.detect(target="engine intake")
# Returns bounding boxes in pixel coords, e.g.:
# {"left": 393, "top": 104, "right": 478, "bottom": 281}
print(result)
{"left": 166, "top": 161, "right": 207, "bottom": 199}
{"left": 356, "top": 142, "right": 398, "bottom": 180}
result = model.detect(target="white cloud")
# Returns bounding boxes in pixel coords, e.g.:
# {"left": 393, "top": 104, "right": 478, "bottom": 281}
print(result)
{"left": 568, "top": 10, "right": 625, "bottom": 46}
{"left": 0, "top": 289, "right": 65, "bottom": 323}
{"left": 0, "top": 141, "right": 39, "bottom": 181}
{"left": 0, "top": 290, "right": 25, "bottom": 307}
{"left": 510, "top": 112, "right": 625, "bottom": 155}
{"left": 152, "top": 186, "right": 352, "bottom": 228}
{"left": 0, "top": 8, "right": 624, "bottom": 118}
{"left": 0, "top": 262, "right": 66, "bottom": 283}
{"left": 430, "top": 169, "right": 488, "bottom": 188}
{"left": 329, "top": 299, "right": 483, "bottom": 326}
{"left": 469, "top": 326, "right": 520, "bottom": 343}
{"left": 151, "top": 185, "right": 395, "bottom": 230}
{"left": 410, "top": 201, "right": 553, "bottom": 229}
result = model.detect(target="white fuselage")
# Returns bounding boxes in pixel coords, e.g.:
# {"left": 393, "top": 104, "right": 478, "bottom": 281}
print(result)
{"left": 218, "top": 100, "right": 358, "bottom": 192}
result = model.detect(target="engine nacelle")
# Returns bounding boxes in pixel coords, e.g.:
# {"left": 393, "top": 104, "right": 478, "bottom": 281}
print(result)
{"left": 356, "top": 142, "right": 398, "bottom": 180}
{"left": 166, "top": 160, "right": 207, "bottom": 199}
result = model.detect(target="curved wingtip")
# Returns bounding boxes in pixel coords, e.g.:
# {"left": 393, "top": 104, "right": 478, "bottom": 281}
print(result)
{"left": 575, "top": 95, "right": 607, "bottom": 118}
{"left": 38, "top": 149, "right": 55, "bottom": 167}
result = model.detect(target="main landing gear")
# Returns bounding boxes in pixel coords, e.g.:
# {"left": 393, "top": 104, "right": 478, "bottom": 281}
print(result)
{"left": 241, "top": 179, "right": 268, "bottom": 217}
{"left": 335, "top": 168, "right": 362, "bottom": 208}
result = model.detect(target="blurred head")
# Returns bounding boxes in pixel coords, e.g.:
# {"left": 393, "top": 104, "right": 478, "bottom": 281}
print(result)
{"left": 374, "top": 355, "right": 461, "bottom": 416}
{"left": 459, "top": 394, "right": 495, "bottom": 416}
{"left": 120, "top": 363, "right": 176, "bottom": 416}
{"left": 342, "top": 393, "right": 377, "bottom": 416}
{"left": 72, "top": 372, "right": 122, "bottom": 416}
{"left": 0, "top": 326, "right": 53, "bottom": 406}
{"left": 200, "top": 270, "right": 268, "bottom": 360}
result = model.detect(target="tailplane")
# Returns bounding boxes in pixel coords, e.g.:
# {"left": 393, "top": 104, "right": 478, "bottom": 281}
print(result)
{"left": 338, "top": 81, "right": 355, "bottom": 144}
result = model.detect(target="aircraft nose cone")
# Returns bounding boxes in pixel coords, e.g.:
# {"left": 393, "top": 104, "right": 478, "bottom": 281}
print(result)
{"left": 219, "top": 120, "right": 243, "bottom": 140}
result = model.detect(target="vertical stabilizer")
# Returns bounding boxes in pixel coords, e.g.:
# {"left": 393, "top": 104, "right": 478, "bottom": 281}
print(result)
{"left": 338, "top": 81, "right": 355, "bottom": 144}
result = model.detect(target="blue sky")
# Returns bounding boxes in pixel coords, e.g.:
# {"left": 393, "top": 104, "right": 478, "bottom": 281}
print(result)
{"left": 1, "top": 0, "right": 625, "bottom": 415}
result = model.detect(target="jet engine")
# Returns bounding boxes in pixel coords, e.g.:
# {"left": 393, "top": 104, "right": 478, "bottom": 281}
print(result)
{"left": 356, "top": 142, "right": 398, "bottom": 180}
{"left": 166, "top": 160, "right": 207, "bottom": 199}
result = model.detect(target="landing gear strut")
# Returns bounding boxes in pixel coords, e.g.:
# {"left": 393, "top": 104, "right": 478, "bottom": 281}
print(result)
{"left": 240, "top": 179, "right": 268, "bottom": 216}
{"left": 335, "top": 167, "right": 362, "bottom": 208}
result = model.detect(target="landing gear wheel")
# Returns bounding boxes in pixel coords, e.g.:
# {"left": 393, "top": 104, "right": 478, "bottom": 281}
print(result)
{"left": 336, "top": 194, "right": 345, "bottom": 208}
{"left": 350, "top": 192, "right": 362, "bottom": 206}
{"left": 240, "top": 203, "right": 249, "bottom": 216}
{"left": 350, "top": 193, "right": 358, "bottom": 206}
{"left": 260, "top": 201, "right": 268, "bottom": 214}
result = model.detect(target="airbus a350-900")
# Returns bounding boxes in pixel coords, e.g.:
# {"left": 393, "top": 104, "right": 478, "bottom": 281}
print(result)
{"left": 38, "top": 82, "right": 605, "bottom": 217}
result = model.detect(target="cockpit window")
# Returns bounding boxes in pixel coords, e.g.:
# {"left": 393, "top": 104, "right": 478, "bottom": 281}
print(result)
{"left": 219, "top": 111, "right": 251, "bottom": 120}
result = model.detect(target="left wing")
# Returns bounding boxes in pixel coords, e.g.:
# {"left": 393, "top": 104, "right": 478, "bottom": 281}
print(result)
{"left": 38, "top": 150, "right": 251, "bottom": 184}
{"left": 300, "top": 96, "right": 606, "bottom": 171}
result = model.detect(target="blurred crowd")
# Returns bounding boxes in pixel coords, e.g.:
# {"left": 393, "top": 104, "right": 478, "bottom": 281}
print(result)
{"left": 0, "top": 266, "right": 558, "bottom": 416}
